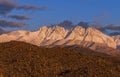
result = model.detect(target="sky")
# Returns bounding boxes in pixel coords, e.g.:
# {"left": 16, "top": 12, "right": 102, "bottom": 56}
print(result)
{"left": 0, "top": 0, "right": 120, "bottom": 31}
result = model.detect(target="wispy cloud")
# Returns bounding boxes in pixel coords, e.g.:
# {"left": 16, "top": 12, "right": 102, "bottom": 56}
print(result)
{"left": 94, "top": 24, "right": 120, "bottom": 33}
{"left": 92, "top": 12, "right": 110, "bottom": 25}
{"left": 0, "top": 0, "right": 47, "bottom": 15}
{"left": 0, "top": 20, "right": 26, "bottom": 27}
{"left": 9, "top": 15, "right": 31, "bottom": 20}
{"left": 102, "top": 12, "right": 110, "bottom": 19}
{"left": 0, "top": 0, "right": 18, "bottom": 15}
{"left": 0, "top": 0, "right": 47, "bottom": 30}
{"left": 105, "top": 24, "right": 120, "bottom": 31}
{"left": 18, "top": 4, "right": 48, "bottom": 10}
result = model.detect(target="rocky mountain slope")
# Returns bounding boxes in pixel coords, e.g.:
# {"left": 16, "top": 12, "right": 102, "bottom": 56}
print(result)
{"left": 0, "top": 41, "right": 120, "bottom": 77}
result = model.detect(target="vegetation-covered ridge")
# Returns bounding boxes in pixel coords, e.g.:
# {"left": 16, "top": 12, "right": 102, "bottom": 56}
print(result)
{"left": 0, "top": 41, "right": 120, "bottom": 77}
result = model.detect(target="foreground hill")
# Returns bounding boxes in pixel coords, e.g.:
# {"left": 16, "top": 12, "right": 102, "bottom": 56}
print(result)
{"left": 0, "top": 41, "right": 120, "bottom": 77}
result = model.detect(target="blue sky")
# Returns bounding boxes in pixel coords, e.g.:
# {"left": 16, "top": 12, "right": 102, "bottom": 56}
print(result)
{"left": 0, "top": 0, "right": 120, "bottom": 31}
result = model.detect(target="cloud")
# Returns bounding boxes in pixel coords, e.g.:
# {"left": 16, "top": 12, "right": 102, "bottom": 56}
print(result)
{"left": 18, "top": 4, "right": 48, "bottom": 10}
{"left": 109, "top": 32, "right": 120, "bottom": 36}
{"left": 0, "top": 20, "right": 26, "bottom": 27}
{"left": 0, "top": 1, "right": 18, "bottom": 15}
{"left": 92, "top": 12, "right": 110, "bottom": 26}
{"left": 93, "top": 24, "right": 120, "bottom": 34}
{"left": 0, "top": 0, "right": 47, "bottom": 15}
{"left": 9, "top": 15, "right": 31, "bottom": 20}
{"left": 105, "top": 24, "right": 120, "bottom": 31}
{"left": 58, "top": 20, "right": 74, "bottom": 29}
{"left": 0, "top": 28, "right": 9, "bottom": 34}
{"left": 102, "top": 12, "right": 110, "bottom": 19}
{"left": 94, "top": 25, "right": 106, "bottom": 32}
{"left": 77, "top": 21, "right": 89, "bottom": 28}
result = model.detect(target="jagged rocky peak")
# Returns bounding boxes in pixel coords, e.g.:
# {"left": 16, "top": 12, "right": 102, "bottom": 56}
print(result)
{"left": 51, "top": 25, "right": 68, "bottom": 34}
{"left": 73, "top": 26, "right": 85, "bottom": 31}
{"left": 38, "top": 26, "right": 48, "bottom": 32}
{"left": 65, "top": 26, "right": 85, "bottom": 40}
{"left": 36, "top": 26, "right": 68, "bottom": 46}
{"left": 84, "top": 27, "right": 116, "bottom": 48}
{"left": 63, "top": 26, "right": 116, "bottom": 48}
{"left": 72, "top": 26, "right": 86, "bottom": 36}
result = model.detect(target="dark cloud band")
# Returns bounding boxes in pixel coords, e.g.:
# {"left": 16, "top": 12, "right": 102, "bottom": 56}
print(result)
{"left": 105, "top": 24, "right": 120, "bottom": 31}
{"left": 0, "top": 0, "right": 47, "bottom": 15}
{"left": 9, "top": 15, "right": 31, "bottom": 20}
{"left": 0, "top": 1, "right": 18, "bottom": 15}
{"left": 0, "top": 20, "right": 26, "bottom": 27}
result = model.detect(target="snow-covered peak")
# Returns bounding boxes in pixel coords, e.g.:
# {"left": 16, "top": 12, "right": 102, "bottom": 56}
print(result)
{"left": 0, "top": 25, "right": 117, "bottom": 49}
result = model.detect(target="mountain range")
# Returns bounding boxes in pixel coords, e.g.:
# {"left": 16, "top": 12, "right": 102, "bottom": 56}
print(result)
{"left": 0, "top": 25, "right": 120, "bottom": 56}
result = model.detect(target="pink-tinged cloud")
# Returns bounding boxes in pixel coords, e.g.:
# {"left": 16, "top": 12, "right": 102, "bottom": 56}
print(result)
{"left": 92, "top": 12, "right": 110, "bottom": 26}
{"left": 18, "top": 4, "right": 48, "bottom": 10}
{"left": 0, "top": 20, "right": 26, "bottom": 27}
{"left": 9, "top": 15, "right": 31, "bottom": 20}
{"left": 0, "top": 1, "right": 18, "bottom": 15}
{"left": 0, "top": 0, "right": 47, "bottom": 15}
{"left": 105, "top": 24, "right": 120, "bottom": 31}
{"left": 102, "top": 12, "right": 110, "bottom": 19}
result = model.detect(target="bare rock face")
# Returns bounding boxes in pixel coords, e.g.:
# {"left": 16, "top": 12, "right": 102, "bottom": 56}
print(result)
{"left": 0, "top": 26, "right": 117, "bottom": 49}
